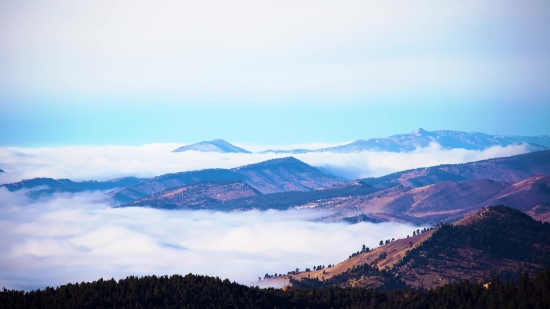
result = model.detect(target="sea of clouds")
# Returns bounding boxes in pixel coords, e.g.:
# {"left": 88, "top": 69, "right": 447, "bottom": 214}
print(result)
{"left": 0, "top": 143, "right": 533, "bottom": 291}
{"left": 0, "top": 189, "right": 417, "bottom": 291}
{"left": 0, "top": 142, "right": 532, "bottom": 184}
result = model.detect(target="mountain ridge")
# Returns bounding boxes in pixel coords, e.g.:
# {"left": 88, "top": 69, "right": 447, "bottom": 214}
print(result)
{"left": 172, "top": 139, "right": 252, "bottom": 153}
{"left": 362, "top": 150, "right": 550, "bottom": 188}
{"left": 0, "top": 177, "right": 144, "bottom": 199}
{"left": 110, "top": 157, "right": 342, "bottom": 204}
{"left": 260, "top": 129, "right": 550, "bottom": 154}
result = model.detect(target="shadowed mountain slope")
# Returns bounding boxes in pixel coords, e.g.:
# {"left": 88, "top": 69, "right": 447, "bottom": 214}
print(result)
{"left": 172, "top": 139, "right": 251, "bottom": 153}
{"left": 110, "top": 157, "right": 342, "bottom": 204}
{"left": 230, "top": 157, "right": 342, "bottom": 193}
{"left": 0, "top": 177, "right": 143, "bottom": 199}
{"left": 125, "top": 181, "right": 261, "bottom": 209}
{"left": 109, "top": 169, "right": 247, "bottom": 204}
{"left": 362, "top": 150, "right": 550, "bottom": 188}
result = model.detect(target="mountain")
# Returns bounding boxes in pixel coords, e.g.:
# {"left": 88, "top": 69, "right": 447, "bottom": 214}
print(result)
{"left": 125, "top": 181, "right": 261, "bottom": 209}
{"left": 109, "top": 169, "right": 247, "bottom": 204}
{"left": 0, "top": 168, "right": 4, "bottom": 173}
{"left": 260, "top": 129, "right": 550, "bottom": 153}
{"left": 307, "top": 176, "right": 550, "bottom": 224}
{"left": 111, "top": 157, "right": 342, "bottom": 204}
{"left": 362, "top": 150, "right": 550, "bottom": 188}
{"left": 0, "top": 177, "right": 143, "bottom": 199}
{"left": 351, "top": 179, "right": 511, "bottom": 223}
{"left": 125, "top": 180, "right": 381, "bottom": 210}
{"left": 480, "top": 175, "right": 550, "bottom": 211}
{"left": 286, "top": 206, "right": 550, "bottom": 290}
{"left": 230, "top": 157, "right": 342, "bottom": 193}
{"left": 172, "top": 139, "right": 252, "bottom": 153}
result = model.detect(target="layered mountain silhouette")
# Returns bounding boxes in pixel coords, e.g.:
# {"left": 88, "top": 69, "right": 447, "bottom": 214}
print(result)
{"left": 172, "top": 139, "right": 252, "bottom": 153}
{"left": 0, "top": 177, "right": 143, "bottom": 199}
{"left": 113, "top": 151, "right": 550, "bottom": 223}
{"left": 110, "top": 157, "right": 342, "bottom": 204}
{"left": 286, "top": 206, "right": 550, "bottom": 290}
{"left": 169, "top": 130, "right": 549, "bottom": 155}
{"left": 362, "top": 150, "right": 550, "bottom": 188}
{"left": 4, "top": 151, "right": 549, "bottom": 222}
{"left": 125, "top": 181, "right": 261, "bottom": 209}
{"left": 261, "top": 129, "right": 550, "bottom": 153}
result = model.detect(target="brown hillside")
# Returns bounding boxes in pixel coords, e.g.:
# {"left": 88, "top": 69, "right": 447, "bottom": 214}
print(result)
{"left": 480, "top": 175, "right": 550, "bottom": 211}
{"left": 363, "top": 150, "right": 550, "bottom": 188}
{"left": 127, "top": 181, "right": 260, "bottom": 209}
{"left": 315, "top": 176, "right": 550, "bottom": 225}
{"left": 279, "top": 229, "right": 435, "bottom": 288}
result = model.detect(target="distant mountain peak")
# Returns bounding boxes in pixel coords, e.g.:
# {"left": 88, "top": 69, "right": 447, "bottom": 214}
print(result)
{"left": 0, "top": 168, "right": 4, "bottom": 173}
{"left": 231, "top": 157, "right": 309, "bottom": 171}
{"left": 172, "top": 139, "right": 252, "bottom": 153}
{"left": 412, "top": 128, "right": 430, "bottom": 136}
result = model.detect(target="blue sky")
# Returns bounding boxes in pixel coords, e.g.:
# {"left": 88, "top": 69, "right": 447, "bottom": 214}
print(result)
{"left": 1, "top": 0, "right": 549, "bottom": 147}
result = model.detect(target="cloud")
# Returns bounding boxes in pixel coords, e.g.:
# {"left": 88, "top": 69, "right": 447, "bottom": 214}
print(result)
{"left": 0, "top": 189, "right": 417, "bottom": 291}
{"left": 299, "top": 143, "right": 534, "bottom": 179}
{"left": 0, "top": 142, "right": 533, "bottom": 183}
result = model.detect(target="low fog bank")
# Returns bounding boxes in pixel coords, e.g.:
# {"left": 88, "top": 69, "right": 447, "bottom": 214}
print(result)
{"left": 0, "top": 189, "right": 416, "bottom": 291}
{"left": 0, "top": 143, "right": 531, "bottom": 184}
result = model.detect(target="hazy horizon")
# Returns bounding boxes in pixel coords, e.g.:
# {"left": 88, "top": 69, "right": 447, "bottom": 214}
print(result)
{"left": 2, "top": 1, "right": 550, "bottom": 147}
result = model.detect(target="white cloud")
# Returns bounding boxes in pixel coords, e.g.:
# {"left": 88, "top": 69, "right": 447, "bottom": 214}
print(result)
{"left": 0, "top": 142, "right": 533, "bottom": 183}
{"left": 299, "top": 143, "right": 533, "bottom": 179}
{"left": 0, "top": 189, "right": 416, "bottom": 290}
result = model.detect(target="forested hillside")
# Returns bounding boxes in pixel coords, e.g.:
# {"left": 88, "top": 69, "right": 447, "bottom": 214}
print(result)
{"left": 287, "top": 206, "right": 550, "bottom": 290}
{"left": 2, "top": 269, "right": 550, "bottom": 308}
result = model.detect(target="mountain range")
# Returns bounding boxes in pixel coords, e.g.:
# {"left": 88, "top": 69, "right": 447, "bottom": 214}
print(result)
{"left": 109, "top": 157, "right": 342, "bottom": 204}
{"left": 361, "top": 149, "right": 550, "bottom": 188}
{"left": 171, "top": 129, "right": 550, "bottom": 154}
{"left": 6, "top": 150, "right": 550, "bottom": 224}
{"left": 120, "top": 150, "right": 550, "bottom": 224}
{"left": 0, "top": 177, "right": 144, "bottom": 199}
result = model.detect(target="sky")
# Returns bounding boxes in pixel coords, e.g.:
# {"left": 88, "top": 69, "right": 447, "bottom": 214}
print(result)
{"left": 1, "top": 0, "right": 550, "bottom": 147}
